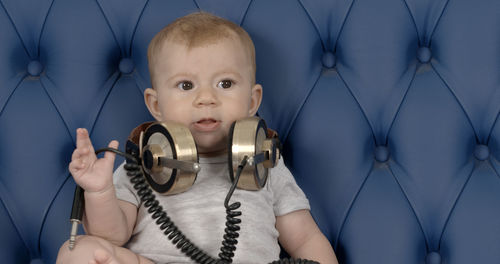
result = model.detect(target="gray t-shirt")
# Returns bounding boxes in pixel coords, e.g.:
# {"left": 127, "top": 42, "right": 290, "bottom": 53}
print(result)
{"left": 113, "top": 155, "right": 310, "bottom": 264}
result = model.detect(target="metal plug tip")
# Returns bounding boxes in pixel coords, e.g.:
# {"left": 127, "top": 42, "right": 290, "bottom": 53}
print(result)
{"left": 68, "top": 237, "right": 75, "bottom": 250}
{"left": 68, "top": 220, "right": 80, "bottom": 250}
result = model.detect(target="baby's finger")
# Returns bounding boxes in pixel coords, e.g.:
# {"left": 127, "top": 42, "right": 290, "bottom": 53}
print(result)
{"left": 68, "top": 161, "right": 78, "bottom": 174}
{"left": 71, "top": 147, "right": 89, "bottom": 160}
{"left": 103, "top": 140, "right": 119, "bottom": 163}
{"left": 71, "top": 148, "right": 80, "bottom": 160}
{"left": 76, "top": 128, "right": 95, "bottom": 153}
{"left": 69, "top": 159, "right": 85, "bottom": 174}
{"left": 71, "top": 148, "right": 88, "bottom": 160}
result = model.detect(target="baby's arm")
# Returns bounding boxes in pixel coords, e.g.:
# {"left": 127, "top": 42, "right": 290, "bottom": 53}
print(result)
{"left": 69, "top": 128, "right": 137, "bottom": 246}
{"left": 276, "top": 209, "right": 338, "bottom": 264}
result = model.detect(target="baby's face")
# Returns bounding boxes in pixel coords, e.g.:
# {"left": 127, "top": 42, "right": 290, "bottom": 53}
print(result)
{"left": 146, "top": 36, "right": 262, "bottom": 156}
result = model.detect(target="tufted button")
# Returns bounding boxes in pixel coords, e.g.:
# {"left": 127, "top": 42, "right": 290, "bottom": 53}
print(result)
{"left": 374, "top": 145, "right": 390, "bottom": 163}
{"left": 30, "top": 258, "right": 44, "bottom": 264}
{"left": 119, "top": 58, "right": 134, "bottom": 74}
{"left": 27, "top": 60, "right": 43, "bottom": 76}
{"left": 322, "top": 52, "right": 336, "bottom": 68}
{"left": 426, "top": 251, "right": 441, "bottom": 264}
{"left": 474, "top": 144, "right": 490, "bottom": 161}
{"left": 417, "top": 46, "right": 432, "bottom": 63}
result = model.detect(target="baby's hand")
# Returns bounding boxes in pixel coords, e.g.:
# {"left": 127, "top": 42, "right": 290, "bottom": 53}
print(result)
{"left": 69, "top": 128, "right": 119, "bottom": 194}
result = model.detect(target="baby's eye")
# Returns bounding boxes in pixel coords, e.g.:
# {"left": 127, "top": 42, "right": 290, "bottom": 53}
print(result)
{"left": 177, "top": 81, "right": 194, "bottom": 91}
{"left": 217, "top": 80, "right": 233, "bottom": 89}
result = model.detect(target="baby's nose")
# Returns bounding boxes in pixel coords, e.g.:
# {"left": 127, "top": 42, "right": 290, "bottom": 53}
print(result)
{"left": 194, "top": 86, "right": 218, "bottom": 106}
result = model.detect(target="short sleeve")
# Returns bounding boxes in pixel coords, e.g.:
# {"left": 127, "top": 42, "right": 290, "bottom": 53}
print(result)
{"left": 113, "top": 162, "right": 141, "bottom": 207}
{"left": 269, "top": 158, "right": 311, "bottom": 216}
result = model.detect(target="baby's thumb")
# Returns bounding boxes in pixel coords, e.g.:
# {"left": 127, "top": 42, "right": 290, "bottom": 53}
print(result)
{"left": 104, "top": 140, "right": 119, "bottom": 163}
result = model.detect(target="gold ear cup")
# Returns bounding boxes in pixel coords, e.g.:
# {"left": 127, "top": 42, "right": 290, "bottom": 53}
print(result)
{"left": 229, "top": 117, "right": 279, "bottom": 190}
{"left": 141, "top": 122, "right": 198, "bottom": 195}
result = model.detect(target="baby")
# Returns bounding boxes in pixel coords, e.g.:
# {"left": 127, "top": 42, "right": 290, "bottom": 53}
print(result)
{"left": 57, "top": 12, "right": 338, "bottom": 264}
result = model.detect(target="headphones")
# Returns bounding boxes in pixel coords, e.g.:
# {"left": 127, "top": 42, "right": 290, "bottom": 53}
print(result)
{"left": 125, "top": 117, "right": 281, "bottom": 195}
{"left": 69, "top": 117, "right": 318, "bottom": 264}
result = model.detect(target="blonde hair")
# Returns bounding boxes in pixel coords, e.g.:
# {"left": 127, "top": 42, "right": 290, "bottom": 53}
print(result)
{"left": 147, "top": 12, "right": 256, "bottom": 86}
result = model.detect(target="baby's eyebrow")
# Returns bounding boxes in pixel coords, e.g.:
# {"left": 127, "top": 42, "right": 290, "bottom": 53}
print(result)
{"left": 213, "top": 70, "right": 243, "bottom": 80}
{"left": 165, "top": 73, "right": 193, "bottom": 83}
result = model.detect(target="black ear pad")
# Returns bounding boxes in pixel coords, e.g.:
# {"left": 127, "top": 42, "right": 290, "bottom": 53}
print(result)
{"left": 227, "top": 121, "right": 237, "bottom": 183}
{"left": 141, "top": 123, "right": 178, "bottom": 194}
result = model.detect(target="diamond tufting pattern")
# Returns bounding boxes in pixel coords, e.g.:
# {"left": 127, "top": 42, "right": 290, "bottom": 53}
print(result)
{"left": 0, "top": 0, "right": 499, "bottom": 263}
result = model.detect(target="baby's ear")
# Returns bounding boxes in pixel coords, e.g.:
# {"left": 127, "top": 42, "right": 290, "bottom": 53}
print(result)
{"left": 249, "top": 84, "right": 263, "bottom": 116}
{"left": 144, "top": 88, "right": 162, "bottom": 121}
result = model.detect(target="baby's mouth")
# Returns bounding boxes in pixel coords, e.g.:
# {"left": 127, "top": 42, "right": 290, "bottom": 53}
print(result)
{"left": 193, "top": 118, "right": 220, "bottom": 132}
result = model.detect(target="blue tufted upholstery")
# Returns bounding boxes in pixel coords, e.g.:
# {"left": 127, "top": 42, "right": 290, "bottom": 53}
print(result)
{"left": 1, "top": 0, "right": 499, "bottom": 263}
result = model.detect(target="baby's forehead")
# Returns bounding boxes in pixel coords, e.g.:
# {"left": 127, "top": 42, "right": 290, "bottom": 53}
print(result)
{"left": 150, "top": 29, "right": 256, "bottom": 84}
{"left": 157, "top": 35, "right": 251, "bottom": 66}
{"left": 164, "top": 30, "right": 243, "bottom": 51}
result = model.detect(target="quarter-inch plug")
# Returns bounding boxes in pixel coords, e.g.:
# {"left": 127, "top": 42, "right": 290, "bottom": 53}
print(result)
{"left": 68, "top": 185, "right": 84, "bottom": 250}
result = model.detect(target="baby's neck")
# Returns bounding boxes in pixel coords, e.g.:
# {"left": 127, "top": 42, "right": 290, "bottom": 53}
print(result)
{"left": 198, "top": 149, "right": 228, "bottom": 158}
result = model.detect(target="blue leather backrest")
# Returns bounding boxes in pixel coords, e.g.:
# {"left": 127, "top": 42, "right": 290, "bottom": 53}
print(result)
{"left": 1, "top": 0, "right": 499, "bottom": 263}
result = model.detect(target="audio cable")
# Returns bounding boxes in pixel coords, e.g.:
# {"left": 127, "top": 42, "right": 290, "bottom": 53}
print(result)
{"left": 68, "top": 148, "right": 136, "bottom": 250}
{"left": 68, "top": 147, "right": 319, "bottom": 264}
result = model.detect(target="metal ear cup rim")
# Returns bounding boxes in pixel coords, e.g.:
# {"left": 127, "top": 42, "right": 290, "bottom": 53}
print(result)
{"left": 228, "top": 117, "right": 269, "bottom": 190}
{"left": 141, "top": 122, "right": 198, "bottom": 195}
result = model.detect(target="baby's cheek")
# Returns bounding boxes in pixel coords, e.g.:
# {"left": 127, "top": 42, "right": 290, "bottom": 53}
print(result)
{"left": 160, "top": 107, "right": 188, "bottom": 123}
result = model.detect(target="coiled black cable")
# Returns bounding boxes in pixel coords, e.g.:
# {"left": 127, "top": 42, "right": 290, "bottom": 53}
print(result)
{"left": 91, "top": 147, "right": 319, "bottom": 264}
{"left": 123, "top": 161, "right": 223, "bottom": 264}
{"left": 218, "top": 157, "right": 245, "bottom": 262}
{"left": 94, "top": 148, "right": 220, "bottom": 263}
